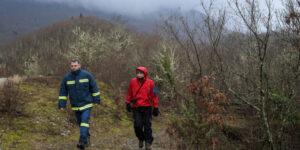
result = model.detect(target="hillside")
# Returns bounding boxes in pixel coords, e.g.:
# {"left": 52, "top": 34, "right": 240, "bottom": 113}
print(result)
{"left": 0, "top": 1, "right": 299, "bottom": 149}
{"left": 0, "top": 0, "right": 102, "bottom": 43}
{"left": 0, "top": 16, "right": 161, "bottom": 85}
{"left": 0, "top": 0, "right": 207, "bottom": 43}
{"left": 0, "top": 0, "right": 168, "bottom": 43}
{"left": 2, "top": 76, "right": 295, "bottom": 150}
{"left": 0, "top": 77, "right": 170, "bottom": 149}
{"left": 0, "top": 16, "right": 107, "bottom": 75}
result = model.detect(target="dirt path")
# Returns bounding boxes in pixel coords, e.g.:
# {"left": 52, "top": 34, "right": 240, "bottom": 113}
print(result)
{"left": 88, "top": 115, "right": 171, "bottom": 150}
{"left": 122, "top": 127, "right": 169, "bottom": 150}
{"left": 119, "top": 114, "right": 172, "bottom": 150}
{"left": 47, "top": 116, "right": 171, "bottom": 150}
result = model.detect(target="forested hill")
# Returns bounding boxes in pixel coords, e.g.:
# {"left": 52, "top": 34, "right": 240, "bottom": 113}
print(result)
{"left": 0, "top": 0, "right": 107, "bottom": 43}
{"left": 0, "top": 16, "right": 111, "bottom": 75}
{"left": 0, "top": 0, "right": 173, "bottom": 43}
{"left": 0, "top": 16, "right": 160, "bottom": 87}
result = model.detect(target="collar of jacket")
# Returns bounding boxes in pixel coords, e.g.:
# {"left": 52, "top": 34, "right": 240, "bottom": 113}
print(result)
{"left": 136, "top": 76, "right": 147, "bottom": 82}
{"left": 71, "top": 68, "right": 82, "bottom": 76}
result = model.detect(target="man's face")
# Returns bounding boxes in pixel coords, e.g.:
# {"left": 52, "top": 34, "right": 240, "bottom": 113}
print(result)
{"left": 70, "top": 61, "right": 81, "bottom": 72}
{"left": 136, "top": 70, "right": 145, "bottom": 79}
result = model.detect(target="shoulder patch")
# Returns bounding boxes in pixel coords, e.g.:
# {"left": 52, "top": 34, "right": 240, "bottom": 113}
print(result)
{"left": 153, "top": 86, "right": 158, "bottom": 95}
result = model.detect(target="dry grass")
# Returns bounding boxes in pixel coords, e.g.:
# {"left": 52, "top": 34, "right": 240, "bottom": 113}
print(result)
{"left": 0, "top": 75, "right": 25, "bottom": 89}
{"left": 9, "top": 74, "right": 24, "bottom": 84}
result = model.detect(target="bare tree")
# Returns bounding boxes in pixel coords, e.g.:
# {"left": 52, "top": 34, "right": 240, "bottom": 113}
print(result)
{"left": 160, "top": 0, "right": 227, "bottom": 81}
{"left": 161, "top": 14, "right": 203, "bottom": 78}
{"left": 274, "top": 0, "right": 300, "bottom": 149}
{"left": 227, "top": 0, "right": 276, "bottom": 149}
{"left": 198, "top": 0, "right": 227, "bottom": 73}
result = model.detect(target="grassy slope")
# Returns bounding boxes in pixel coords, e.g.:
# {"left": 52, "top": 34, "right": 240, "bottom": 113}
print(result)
{"left": 2, "top": 76, "right": 285, "bottom": 149}
{"left": 0, "top": 77, "right": 169, "bottom": 150}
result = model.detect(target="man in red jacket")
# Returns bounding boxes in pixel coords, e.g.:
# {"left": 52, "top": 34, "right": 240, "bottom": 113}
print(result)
{"left": 126, "top": 66, "right": 159, "bottom": 150}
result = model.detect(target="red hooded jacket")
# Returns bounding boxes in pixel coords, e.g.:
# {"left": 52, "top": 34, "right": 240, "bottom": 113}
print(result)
{"left": 126, "top": 67, "right": 159, "bottom": 108}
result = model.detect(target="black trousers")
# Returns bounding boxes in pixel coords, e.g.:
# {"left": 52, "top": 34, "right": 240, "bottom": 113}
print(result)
{"left": 133, "top": 106, "right": 153, "bottom": 144}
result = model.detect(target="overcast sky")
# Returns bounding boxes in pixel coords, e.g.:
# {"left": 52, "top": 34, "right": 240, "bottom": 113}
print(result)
{"left": 33, "top": 0, "right": 200, "bottom": 18}
{"left": 33, "top": 0, "right": 284, "bottom": 19}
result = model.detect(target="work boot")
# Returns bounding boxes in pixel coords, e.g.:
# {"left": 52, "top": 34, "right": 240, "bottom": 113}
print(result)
{"left": 87, "top": 136, "right": 90, "bottom": 147}
{"left": 138, "top": 140, "right": 144, "bottom": 149}
{"left": 77, "top": 141, "right": 88, "bottom": 150}
{"left": 77, "top": 142, "right": 85, "bottom": 150}
{"left": 145, "top": 142, "right": 151, "bottom": 150}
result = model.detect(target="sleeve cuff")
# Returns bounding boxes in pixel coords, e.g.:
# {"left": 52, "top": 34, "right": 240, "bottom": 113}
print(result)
{"left": 58, "top": 99, "right": 67, "bottom": 108}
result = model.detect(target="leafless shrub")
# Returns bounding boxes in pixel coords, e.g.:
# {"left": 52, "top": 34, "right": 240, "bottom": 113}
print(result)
{"left": 169, "top": 73, "right": 229, "bottom": 150}
{"left": 0, "top": 80, "right": 25, "bottom": 116}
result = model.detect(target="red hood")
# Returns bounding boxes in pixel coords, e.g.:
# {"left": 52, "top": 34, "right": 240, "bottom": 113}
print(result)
{"left": 136, "top": 66, "right": 148, "bottom": 77}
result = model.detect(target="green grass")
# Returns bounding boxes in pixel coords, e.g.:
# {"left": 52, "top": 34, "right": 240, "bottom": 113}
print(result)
{"left": 0, "top": 77, "right": 167, "bottom": 150}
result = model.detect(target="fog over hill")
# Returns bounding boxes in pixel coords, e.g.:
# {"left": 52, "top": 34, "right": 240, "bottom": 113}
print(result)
{"left": 0, "top": 0, "right": 284, "bottom": 43}
{"left": 0, "top": 0, "right": 205, "bottom": 43}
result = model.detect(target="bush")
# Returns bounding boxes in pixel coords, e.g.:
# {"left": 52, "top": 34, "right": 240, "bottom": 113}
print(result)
{"left": 0, "top": 78, "right": 25, "bottom": 116}
{"left": 168, "top": 73, "right": 228, "bottom": 149}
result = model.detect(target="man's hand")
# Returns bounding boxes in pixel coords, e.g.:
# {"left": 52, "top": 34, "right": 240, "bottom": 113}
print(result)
{"left": 152, "top": 108, "right": 160, "bottom": 116}
{"left": 60, "top": 108, "right": 65, "bottom": 111}
{"left": 126, "top": 103, "right": 132, "bottom": 112}
{"left": 131, "top": 98, "right": 137, "bottom": 103}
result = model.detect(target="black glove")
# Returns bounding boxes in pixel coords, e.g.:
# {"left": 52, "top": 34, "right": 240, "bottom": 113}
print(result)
{"left": 126, "top": 103, "right": 132, "bottom": 112}
{"left": 152, "top": 108, "right": 160, "bottom": 116}
{"left": 131, "top": 98, "right": 137, "bottom": 103}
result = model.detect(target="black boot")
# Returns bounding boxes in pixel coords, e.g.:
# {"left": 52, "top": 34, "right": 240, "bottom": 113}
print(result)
{"left": 77, "top": 141, "right": 88, "bottom": 150}
{"left": 139, "top": 140, "right": 144, "bottom": 149}
{"left": 77, "top": 142, "right": 85, "bottom": 150}
{"left": 145, "top": 142, "right": 151, "bottom": 150}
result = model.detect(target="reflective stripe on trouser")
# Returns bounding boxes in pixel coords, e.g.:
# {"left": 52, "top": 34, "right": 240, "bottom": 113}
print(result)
{"left": 75, "top": 108, "right": 91, "bottom": 143}
{"left": 72, "top": 103, "right": 94, "bottom": 111}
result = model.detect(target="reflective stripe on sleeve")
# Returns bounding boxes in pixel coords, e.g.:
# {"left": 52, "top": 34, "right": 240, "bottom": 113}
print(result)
{"left": 59, "top": 96, "right": 67, "bottom": 100}
{"left": 92, "top": 92, "right": 100, "bottom": 96}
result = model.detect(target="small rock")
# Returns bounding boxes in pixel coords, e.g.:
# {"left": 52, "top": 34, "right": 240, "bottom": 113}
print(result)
{"left": 61, "top": 132, "right": 67, "bottom": 136}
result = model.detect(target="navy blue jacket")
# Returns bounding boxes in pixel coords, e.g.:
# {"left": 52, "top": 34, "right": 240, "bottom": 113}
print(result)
{"left": 58, "top": 69, "right": 100, "bottom": 109}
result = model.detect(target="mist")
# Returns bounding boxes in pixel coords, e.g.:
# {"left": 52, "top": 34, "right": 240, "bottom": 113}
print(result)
{"left": 33, "top": 0, "right": 202, "bottom": 19}
{"left": 32, "top": 0, "right": 284, "bottom": 19}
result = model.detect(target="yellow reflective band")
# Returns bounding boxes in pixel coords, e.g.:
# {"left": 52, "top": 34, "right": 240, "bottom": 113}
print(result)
{"left": 67, "top": 80, "right": 75, "bottom": 85}
{"left": 59, "top": 96, "right": 67, "bottom": 100}
{"left": 92, "top": 92, "right": 100, "bottom": 96}
{"left": 72, "top": 103, "right": 94, "bottom": 111}
{"left": 79, "top": 79, "right": 89, "bottom": 83}
{"left": 79, "top": 104, "right": 94, "bottom": 110}
{"left": 80, "top": 123, "right": 89, "bottom": 127}
{"left": 72, "top": 107, "right": 78, "bottom": 111}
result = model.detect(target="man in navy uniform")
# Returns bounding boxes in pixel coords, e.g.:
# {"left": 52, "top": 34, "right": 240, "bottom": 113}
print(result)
{"left": 58, "top": 59, "right": 100, "bottom": 149}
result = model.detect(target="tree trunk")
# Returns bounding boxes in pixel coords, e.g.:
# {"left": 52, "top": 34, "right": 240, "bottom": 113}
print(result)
{"left": 260, "top": 62, "right": 276, "bottom": 150}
